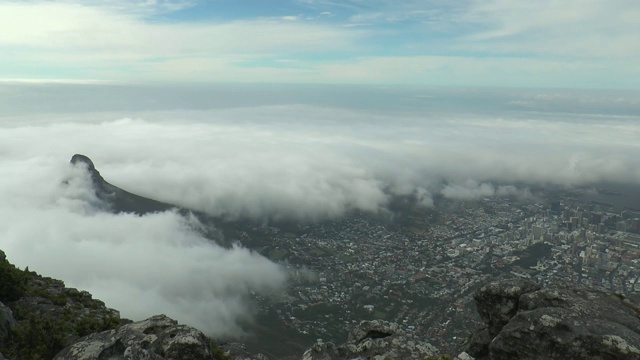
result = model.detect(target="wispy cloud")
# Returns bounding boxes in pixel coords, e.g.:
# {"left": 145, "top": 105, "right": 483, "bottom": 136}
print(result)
{"left": 0, "top": 1, "right": 362, "bottom": 81}
{"left": 0, "top": 3, "right": 358, "bottom": 53}
{"left": 1, "top": 0, "right": 638, "bottom": 87}
{"left": 455, "top": 0, "right": 640, "bottom": 58}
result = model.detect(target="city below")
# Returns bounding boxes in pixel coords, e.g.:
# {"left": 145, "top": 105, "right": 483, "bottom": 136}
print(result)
{"left": 238, "top": 186, "right": 640, "bottom": 356}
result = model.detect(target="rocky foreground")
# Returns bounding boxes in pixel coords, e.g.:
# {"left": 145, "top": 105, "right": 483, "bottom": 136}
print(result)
{"left": 467, "top": 278, "right": 640, "bottom": 360}
{"left": 2, "top": 244, "right": 640, "bottom": 360}
{"left": 0, "top": 249, "right": 234, "bottom": 360}
{"left": 53, "top": 315, "right": 215, "bottom": 360}
{"left": 301, "top": 278, "right": 640, "bottom": 360}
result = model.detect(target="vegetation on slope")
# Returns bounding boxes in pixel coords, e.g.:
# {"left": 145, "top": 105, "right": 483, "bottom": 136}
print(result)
{"left": 0, "top": 252, "right": 126, "bottom": 359}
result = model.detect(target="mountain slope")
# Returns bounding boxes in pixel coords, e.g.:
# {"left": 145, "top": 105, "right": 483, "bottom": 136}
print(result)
{"left": 70, "top": 154, "right": 175, "bottom": 214}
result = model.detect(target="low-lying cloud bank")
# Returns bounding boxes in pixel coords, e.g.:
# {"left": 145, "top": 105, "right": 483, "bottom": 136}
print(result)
{"left": 1, "top": 87, "right": 639, "bottom": 335}
{"left": 0, "top": 160, "right": 286, "bottom": 336}
{"left": 4, "top": 104, "right": 636, "bottom": 221}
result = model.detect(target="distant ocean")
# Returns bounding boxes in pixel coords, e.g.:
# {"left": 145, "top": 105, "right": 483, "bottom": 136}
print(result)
{"left": 1, "top": 83, "right": 640, "bottom": 118}
{"left": 577, "top": 183, "right": 640, "bottom": 211}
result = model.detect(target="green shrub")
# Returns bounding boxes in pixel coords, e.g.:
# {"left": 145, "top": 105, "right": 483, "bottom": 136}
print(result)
{"left": 4, "top": 314, "right": 70, "bottom": 360}
{"left": 427, "top": 356, "right": 453, "bottom": 360}
{"left": 29, "top": 288, "right": 68, "bottom": 306}
{"left": 74, "top": 316, "right": 124, "bottom": 337}
{"left": 208, "top": 338, "right": 231, "bottom": 360}
{"left": 0, "top": 260, "right": 27, "bottom": 302}
{"left": 3, "top": 313, "right": 126, "bottom": 359}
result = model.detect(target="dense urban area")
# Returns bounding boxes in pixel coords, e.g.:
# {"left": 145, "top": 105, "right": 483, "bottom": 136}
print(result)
{"left": 239, "top": 187, "right": 640, "bottom": 355}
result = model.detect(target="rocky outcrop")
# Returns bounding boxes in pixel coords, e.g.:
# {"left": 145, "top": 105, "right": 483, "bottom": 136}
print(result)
{"left": 301, "top": 319, "right": 438, "bottom": 360}
{"left": 67, "top": 155, "right": 230, "bottom": 245}
{"left": 0, "top": 251, "right": 129, "bottom": 359}
{"left": 472, "top": 278, "right": 541, "bottom": 337}
{"left": 468, "top": 278, "right": 640, "bottom": 360}
{"left": 70, "top": 154, "right": 110, "bottom": 193}
{"left": 12, "top": 275, "right": 121, "bottom": 323}
{"left": 0, "top": 250, "right": 232, "bottom": 360}
{"left": 54, "top": 314, "right": 215, "bottom": 360}
{"left": 0, "top": 302, "right": 17, "bottom": 348}
{"left": 69, "top": 154, "right": 174, "bottom": 214}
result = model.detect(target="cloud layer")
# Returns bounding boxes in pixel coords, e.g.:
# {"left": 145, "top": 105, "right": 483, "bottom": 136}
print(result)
{"left": 1, "top": 85, "right": 640, "bottom": 335}
{"left": 0, "top": 149, "right": 287, "bottom": 336}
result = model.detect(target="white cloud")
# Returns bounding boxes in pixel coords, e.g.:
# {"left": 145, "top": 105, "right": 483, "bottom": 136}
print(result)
{"left": 0, "top": 3, "right": 354, "bottom": 54}
{"left": 2, "top": 84, "right": 640, "bottom": 334}
{"left": 441, "top": 180, "right": 531, "bottom": 201}
{"left": 0, "top": 1, "right": 362, "bottom": 81}
{"left": 0, "top": 0, "right": 638, "bottom": 85}
{"left": 0, "top": 148, "right": 286, "bottom": 337}
{"left": 456, "top": 0, "right": 640, "bottom": 58}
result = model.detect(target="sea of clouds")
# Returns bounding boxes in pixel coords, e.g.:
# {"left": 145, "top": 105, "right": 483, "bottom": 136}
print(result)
{"left": 1, "top": 84, "right": 639, "bottom": 336}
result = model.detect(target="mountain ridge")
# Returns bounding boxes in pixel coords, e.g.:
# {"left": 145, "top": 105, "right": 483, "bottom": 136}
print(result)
{"left": 70, "top": 153, "right": 175, "bottom": 215}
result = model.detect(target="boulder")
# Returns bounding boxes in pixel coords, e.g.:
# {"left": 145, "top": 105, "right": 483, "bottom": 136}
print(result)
{"left": 469, "top": 279, "right": 640, "bottom": 360}
{"left": 0, "top": 301, "right": 17, "bottom": 347}
{"left": 455, "top": 352, "right": 475, "bottom": 360}
{"left": 302, "top": 320, "right": 438, "bottom": 360}
{"left": 466, "top": 327, "right": 490, "bottom": 359}
{"left": 472, "top": 278, "right": 540, "bottom": 336}
{"left": 54, "top": 314, "right": 214, "bottom": 360}
{"left": 301, "top": 340, "right": 340, "bottom": 360}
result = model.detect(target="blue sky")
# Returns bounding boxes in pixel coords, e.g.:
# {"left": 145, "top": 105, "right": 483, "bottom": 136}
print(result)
{"left": 1, "top": 0, "right": 639, "bottom": 88}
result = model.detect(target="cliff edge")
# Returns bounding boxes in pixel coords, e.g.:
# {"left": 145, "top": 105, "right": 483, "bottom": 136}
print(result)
{"left": 467, "top": 278, "right": 640, "bottom": 360}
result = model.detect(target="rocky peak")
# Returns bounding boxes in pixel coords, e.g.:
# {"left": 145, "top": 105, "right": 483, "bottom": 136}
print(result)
{"left": 70, "top": 154, "right": 97, "bottom": 172}
{"left": 68, "top": 154, "right": 173, "bottom": 214}
{"left": 70, "top": 154, "right": 106, "bottom": 184}
{"left": 69, "top": 153, "right": 112, "bottom": 196}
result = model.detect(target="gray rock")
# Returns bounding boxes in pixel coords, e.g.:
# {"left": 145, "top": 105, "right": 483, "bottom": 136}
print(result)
{"left": 54, "top": 314, "right": 214, "bottom": 360}
{"left": 491, "top": 307, "right": 640, "bottom": 360}
{"left": 300, "top": 340, "right": 340, "bottom": 360}
{"left": 455, "top": 352, "right": 475, "bottom": 360}
{"left": 473, "top": 279, "right": 540, "bottom": 336}
{"left": 471, "top": 279, "right": 640, "bottom": 360}
{"left": 466, "top": 327, "right": 490, "bottom": 359}
{"left": 518, "top": 282, "right": 640, "bottom": 333}
{"left": 302, "top": 320, "right": 438, "bottom": 360}
{"left": 0, "top": 301, "right": 18, "bottom": 348}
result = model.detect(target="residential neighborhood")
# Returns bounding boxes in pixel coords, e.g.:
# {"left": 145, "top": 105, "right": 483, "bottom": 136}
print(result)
{"left": 243, "top": 189, "right": 640, "bottom": 353}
